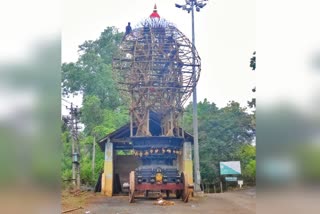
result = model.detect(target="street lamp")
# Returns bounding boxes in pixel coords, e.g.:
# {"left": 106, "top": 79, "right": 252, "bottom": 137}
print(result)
{"left": 175, "top": 0, "right": 208, "bottom": 192}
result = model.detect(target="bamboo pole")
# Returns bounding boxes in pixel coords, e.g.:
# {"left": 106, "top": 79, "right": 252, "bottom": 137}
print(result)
{"left": 62, "top": 207, "right": 83, "bottom": 213}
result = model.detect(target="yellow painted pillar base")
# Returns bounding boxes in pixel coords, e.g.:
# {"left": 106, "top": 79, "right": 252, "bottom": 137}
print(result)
{"left": 101, "top": 141, "right": 113, "bottom": 196}
{"left": 101, "top": 172, "right": 106, "bottom": 195}
{"left": 184, "top": 160, "right": 194, "bottom": 184}
{"left": 183, "top": 141, "right": 194, "bottom": 185}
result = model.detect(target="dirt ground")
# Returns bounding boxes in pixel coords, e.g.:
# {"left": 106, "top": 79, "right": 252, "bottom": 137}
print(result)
{"left": 62, "top": 187, "right": 255, "bottom": 214}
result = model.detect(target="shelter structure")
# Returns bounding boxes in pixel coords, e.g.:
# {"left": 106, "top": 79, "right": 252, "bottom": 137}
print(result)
{"left": 98, "top": 111, "right": 194, "bottom": 196}
{"left": 98, "top": 5, "right": 201, "bottom": 197}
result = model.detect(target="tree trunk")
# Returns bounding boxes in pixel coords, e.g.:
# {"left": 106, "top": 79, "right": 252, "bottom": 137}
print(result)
{"left": 92, "top": 135, "right": 96, "bottom": 180}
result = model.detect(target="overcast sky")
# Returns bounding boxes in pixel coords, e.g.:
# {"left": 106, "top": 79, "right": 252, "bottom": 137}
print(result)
{"left": 62, "top": 0, "right": 256, "bottom": 109}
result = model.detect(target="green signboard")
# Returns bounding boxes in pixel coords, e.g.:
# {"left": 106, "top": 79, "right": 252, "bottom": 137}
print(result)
{"left": 220, "top": 161, "right": 241, "bottom": 175}
{"left": 225, "top": 177, "right": 238, "bottom": 182}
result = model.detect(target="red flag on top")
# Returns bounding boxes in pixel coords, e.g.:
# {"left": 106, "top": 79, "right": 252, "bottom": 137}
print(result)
{"left": 150, "top": 4, "right": 160, "bottom": 18}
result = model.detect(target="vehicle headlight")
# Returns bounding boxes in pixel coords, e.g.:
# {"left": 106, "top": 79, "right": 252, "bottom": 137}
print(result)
{"left": 155, "top": 173, "right": 163, "bottom": 182}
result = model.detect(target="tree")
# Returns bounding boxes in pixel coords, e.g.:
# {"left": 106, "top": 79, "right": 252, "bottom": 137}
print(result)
{"left": 62, "top": 27, "right": 124, "bottom": 110}
{"left": 248, "top": 51, "right": 256, "bottom": 108}
{"left": 183, "top": 100, "right": 255, "bottom": 183}
{"left": 61, "top": 122, "right": 72, "bottom": 184}
{"left": 250, "top": 51, "right": 256, "bottom": 71}
{"left": 232, "top": 144, "right": 256, "bottom": 182}
{"left": 80, "top": 95, "right": 104, "bottom": 134}
{"left": 61, "top": 26, "right": 129, "bottom": 187}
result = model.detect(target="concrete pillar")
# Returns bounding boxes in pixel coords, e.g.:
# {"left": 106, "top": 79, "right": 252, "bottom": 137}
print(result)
{"left": 183, "top": 141, "right": 193, "bottom": 184}
{"left": 177, "top": 151, "right": 183, "bottom": 172}
{"left": 101, "top": 140, "right": 113, "bottom": 196}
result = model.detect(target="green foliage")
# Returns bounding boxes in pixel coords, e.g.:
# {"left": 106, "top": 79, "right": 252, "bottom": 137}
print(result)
{"left": 183, "top": 99, "right": 256, "bottom": 183}
{"left": 61, "top": 130, "right": 72, "bottom": 182}
{"left": 116, "top": 150, "right": 134, "bottom": 156}
{"left": 80, "top": 94, "right": 128, "bottom": 137}
{"left": 62, "top": 27, "right": 124, "bottom": 109}
{"left": 248, "top": 51, "right": 256, "bottom": 108}
{"left": 243, "top": 159, "right": 256, "bottom": 182}
{"left": 233, "top": 144, "right": 256, "bottom": 182}
{"left": 232, "top": 144, "right": 256, "bottom": 166}
{"left": 61, "top": 26, "right": 129, "bottom": 187}
{"left": 94, "top": 149, "right": 105, "bottom": 175}
{"left": 81, "top": 95, "right": 104, "bottom": 134}
{"left": 80, "top": 156, "right": 94, "bottom": 185}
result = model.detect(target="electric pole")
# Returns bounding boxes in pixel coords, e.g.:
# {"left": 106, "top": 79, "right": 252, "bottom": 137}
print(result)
{"left": 66, "top": 103, "right": 81, "bottom": 189}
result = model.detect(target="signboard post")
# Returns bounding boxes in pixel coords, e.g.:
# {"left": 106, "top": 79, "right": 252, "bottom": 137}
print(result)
{"left": 238, "top": 180, "right": 243, "bottom": 188}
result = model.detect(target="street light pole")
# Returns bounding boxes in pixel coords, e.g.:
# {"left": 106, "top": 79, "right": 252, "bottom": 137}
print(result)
{"left": 175, "top": 0, "right": 208, "bottom": 192}
{"left": 191, "top": 0, "right": 201, "bottom": 193}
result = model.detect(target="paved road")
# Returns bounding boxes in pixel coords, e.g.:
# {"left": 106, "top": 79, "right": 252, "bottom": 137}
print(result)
{"left": 83, "top": 187, "right": 255, "bottom": 214}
